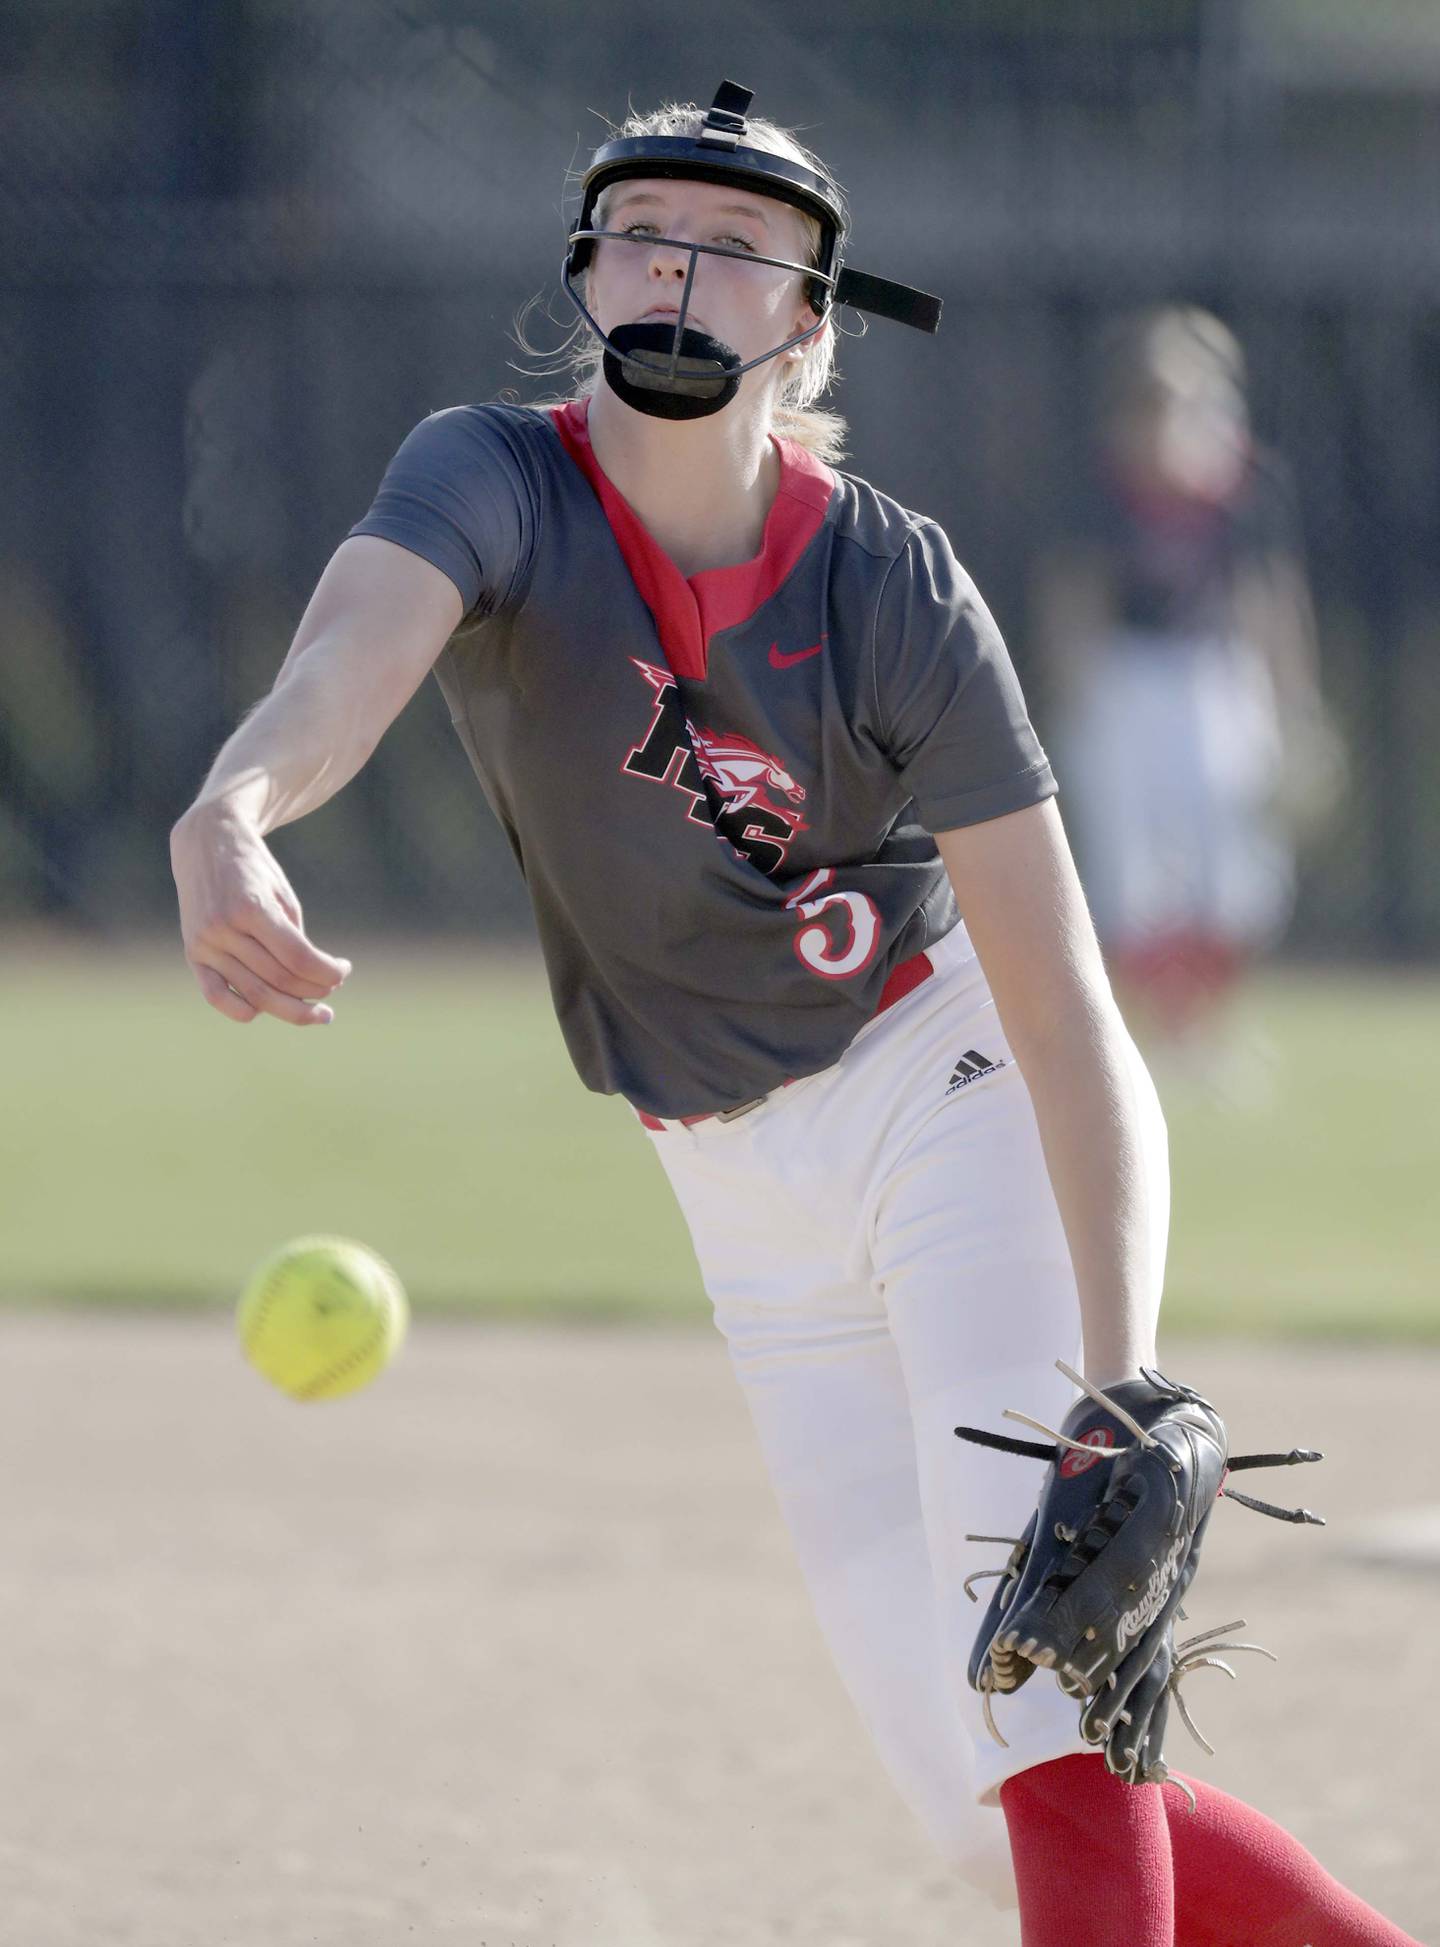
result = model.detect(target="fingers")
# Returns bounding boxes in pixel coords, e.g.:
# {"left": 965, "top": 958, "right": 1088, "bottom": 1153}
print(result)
{"left": 195, "top": 965, "right": 259, "bottom": 1023}
{"left": 250, "top": 905, "right": 352, "bottom": 990}
{"left": 199, "top": 949, "right": 337, "bottom": 1026}
{"left": 215, "top": 926, "right": 340, "bottom": 1002}
{"left": 186, "top": 899, "right": 350, "bottom": 1025}
{"left": 173, "top": 813, "right": 350, "bottom": 1023}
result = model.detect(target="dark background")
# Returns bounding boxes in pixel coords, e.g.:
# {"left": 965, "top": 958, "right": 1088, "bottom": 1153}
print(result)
{"left": 4, "top": 0, "right": 1438, "bottom": 955}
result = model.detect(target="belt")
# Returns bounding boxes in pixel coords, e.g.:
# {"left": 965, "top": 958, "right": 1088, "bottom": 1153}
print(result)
{"left": 637, "top": 948, "right": 934, "bottom": 1133}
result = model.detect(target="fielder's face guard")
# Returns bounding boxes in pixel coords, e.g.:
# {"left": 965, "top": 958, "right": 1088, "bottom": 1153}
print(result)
{"left": 563, "top": 80, "right": 942, "bottom": 420}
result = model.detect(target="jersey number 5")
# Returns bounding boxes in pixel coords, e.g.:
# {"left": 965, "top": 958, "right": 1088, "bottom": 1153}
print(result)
{"left": 785, "top": 869, "right": 882, "bottom": 980}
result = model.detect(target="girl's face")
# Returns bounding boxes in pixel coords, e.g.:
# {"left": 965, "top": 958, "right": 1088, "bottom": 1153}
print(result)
{"left": 586, "top": 176, "right": 820, "bottom": 403}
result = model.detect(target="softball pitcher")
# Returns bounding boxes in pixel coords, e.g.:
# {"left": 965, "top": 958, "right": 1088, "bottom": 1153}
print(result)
{"left": 171, "top": 83, "right": 1416, "bottom": 1944}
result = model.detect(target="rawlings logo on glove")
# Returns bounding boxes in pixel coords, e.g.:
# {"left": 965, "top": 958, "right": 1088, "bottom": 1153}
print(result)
{"left": 1060, "top": 1428, "right": 1115, "bottom": 1478}
{"left": 1115, "top": 1533, "right": 1189, "bottom": 1653}
{"left": 955, "top": 1361, "right": 1325, "bottom": 1803}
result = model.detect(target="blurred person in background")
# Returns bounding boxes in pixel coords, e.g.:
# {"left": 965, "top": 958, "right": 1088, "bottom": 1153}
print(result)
{"left": 1031, "top": 306, "right": 1345, "bottom": 1100}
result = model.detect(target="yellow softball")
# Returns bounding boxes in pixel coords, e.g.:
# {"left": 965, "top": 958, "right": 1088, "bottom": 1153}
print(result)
{"left": 237, "top": 1235, "right": 408, "bottom": 1402}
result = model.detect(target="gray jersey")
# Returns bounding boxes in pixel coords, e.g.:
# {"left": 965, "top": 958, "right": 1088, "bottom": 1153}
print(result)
{"left": 350, "top": 401, "right": 1055, "bottom": 1117}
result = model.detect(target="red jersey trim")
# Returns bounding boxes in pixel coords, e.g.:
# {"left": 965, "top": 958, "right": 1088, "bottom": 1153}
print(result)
{"left": 873, "top": 948, "right": 934, "bottom": 1014}
{"left": 551, "top": 398, "right": 834, "bottom": 682}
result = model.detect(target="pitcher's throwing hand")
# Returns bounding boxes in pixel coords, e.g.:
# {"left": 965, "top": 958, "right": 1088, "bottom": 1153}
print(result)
{"left": 171, "top": 803, "right": 350, "bottom": 1024}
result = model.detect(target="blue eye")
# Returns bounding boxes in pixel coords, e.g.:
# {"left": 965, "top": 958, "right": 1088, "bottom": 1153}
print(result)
{"left": 613, "top": 220, "right": 756, "bottom": 252}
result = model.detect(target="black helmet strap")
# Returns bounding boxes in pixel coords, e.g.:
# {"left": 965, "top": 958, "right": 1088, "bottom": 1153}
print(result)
{"left": 833, "top": 266, "right": 942, "bottom": 335}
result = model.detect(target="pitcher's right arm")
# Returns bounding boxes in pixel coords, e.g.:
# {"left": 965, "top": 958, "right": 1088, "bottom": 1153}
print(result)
{"left": 170, "top": 536, "right": 463, "bottom": 1025}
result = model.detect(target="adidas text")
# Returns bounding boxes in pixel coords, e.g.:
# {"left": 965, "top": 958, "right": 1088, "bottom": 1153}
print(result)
{"left": 945, "top": 1049, "right": 1008, "bottom": 1095}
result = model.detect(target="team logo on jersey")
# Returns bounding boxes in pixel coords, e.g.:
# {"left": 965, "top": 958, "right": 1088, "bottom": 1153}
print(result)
{"left": 1060, "top": 1427, "right": 1116, "bottom": 1478}
{"left": 690, "top": 725, "right": 806, "bottom": 820}
{"left": 622, "top": 660, "right": 808, "bottom": 875}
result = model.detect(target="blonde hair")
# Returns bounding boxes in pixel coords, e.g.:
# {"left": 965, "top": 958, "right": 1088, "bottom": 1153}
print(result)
{"left": 515, "top": 101, "right": 849, "bottom": 462}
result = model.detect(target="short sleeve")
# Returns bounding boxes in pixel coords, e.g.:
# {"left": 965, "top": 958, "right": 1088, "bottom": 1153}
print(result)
{"left": 348, "top": 405, "right": 541, "bottom": 621}
{"left": 873, "top": 522, "right": 1056, "bottom": 833}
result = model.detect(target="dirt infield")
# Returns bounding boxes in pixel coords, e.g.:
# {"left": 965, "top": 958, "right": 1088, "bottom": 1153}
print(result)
{"left": 1, "top": 1317, "right": 1435, "bottom": 1946}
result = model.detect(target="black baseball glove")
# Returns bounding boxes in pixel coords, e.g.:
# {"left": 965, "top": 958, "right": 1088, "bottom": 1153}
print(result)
{"left": 956, "top": 1362, "right": 1323, "bottom": 1801}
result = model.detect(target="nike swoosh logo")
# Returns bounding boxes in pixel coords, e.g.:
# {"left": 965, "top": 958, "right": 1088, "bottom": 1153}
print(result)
{"left": 769, "top": 640, "right": 824, "bottom": 669}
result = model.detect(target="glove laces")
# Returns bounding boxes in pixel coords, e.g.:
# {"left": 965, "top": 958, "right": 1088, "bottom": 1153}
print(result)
{"left": 955, "top": 1360, "right": 1326, "bottom": 1526}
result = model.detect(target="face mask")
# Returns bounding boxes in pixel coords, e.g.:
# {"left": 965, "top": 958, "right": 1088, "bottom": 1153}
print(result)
{"left": 563, "top": 80, "right": 941, "bottom": 422}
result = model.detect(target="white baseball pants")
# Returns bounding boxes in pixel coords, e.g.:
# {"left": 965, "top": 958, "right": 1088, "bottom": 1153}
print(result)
{"left": 643, "top": 921, "right": 1170, "bottom": 1911}
{"left": 1056, "top": 629, "right": 1294, "bottom": 949}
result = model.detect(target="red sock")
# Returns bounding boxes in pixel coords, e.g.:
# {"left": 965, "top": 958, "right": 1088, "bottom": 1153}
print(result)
{"left": 1000, "top": 1754, "right": 1173, "bottom": 1946}
{"left": 1000, "top": 1755, "right": 1422, "bottom": 1947}
{"left": 1162, "top": 1771, "right": 1423, "bottom": 1947}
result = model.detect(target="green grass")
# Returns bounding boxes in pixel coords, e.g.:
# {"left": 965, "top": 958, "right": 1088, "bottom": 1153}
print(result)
{"left": 0, "top": 944, "right": 704, "bottom": 1319}
{"left": 1, "top": 946, "right": 1436, "bottom": 1336}
{"left": 1159, "top": 971, "right": 1440, "bottom": 1338}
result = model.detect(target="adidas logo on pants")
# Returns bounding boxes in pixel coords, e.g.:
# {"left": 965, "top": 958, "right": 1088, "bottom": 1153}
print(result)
{"left": 945, "top": 1048, "right": 1006, "bottom": 1095}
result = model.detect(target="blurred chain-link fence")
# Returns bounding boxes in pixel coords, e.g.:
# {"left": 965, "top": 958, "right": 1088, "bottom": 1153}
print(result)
{"left": 3, "top": 0, "right": 1438, "bottom": 952}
